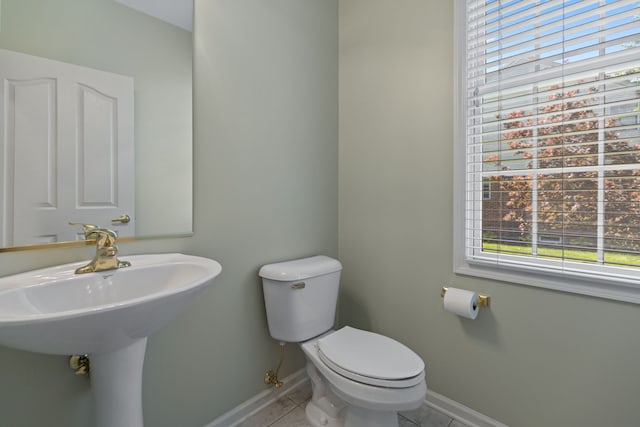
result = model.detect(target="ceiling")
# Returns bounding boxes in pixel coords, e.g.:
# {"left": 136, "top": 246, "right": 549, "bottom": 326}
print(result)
{"left": 113, "top": 0, "right": 193, "bottom": 32}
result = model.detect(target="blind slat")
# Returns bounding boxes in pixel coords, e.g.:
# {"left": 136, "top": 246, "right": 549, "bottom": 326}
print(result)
{"left": 475, "top": 1, "right": 637, "bottom": 55}
{"left": 476, "top": 19, "right": 639, "bottom": 67}
{"left": 471, "top": 48, "right": 639, "bottom": 96}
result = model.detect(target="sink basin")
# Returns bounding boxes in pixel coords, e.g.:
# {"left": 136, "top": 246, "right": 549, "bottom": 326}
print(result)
{"left": 0, "top": 253, "right": 221, "bottom": 355}
{"left": 0, "top": 253, "right": 221, "bottom": 427}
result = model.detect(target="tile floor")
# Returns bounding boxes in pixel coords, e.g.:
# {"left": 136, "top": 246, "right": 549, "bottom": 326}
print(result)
{"left": 238, "top": 380, "right": 469, "bottom": 427}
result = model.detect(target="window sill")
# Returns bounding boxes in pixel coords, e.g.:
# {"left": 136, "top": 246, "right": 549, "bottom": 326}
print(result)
{"left": 454, "top": 258, "right": 640, "bottom": 304}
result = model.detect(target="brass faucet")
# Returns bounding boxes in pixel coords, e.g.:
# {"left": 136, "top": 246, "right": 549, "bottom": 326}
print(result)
{"left": 70, "top": 223, "right": 131, "bottom": 274}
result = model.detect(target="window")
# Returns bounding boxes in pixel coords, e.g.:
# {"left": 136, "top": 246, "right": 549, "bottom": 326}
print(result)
{"left": 454, "top": 0, "right": 640, "bottom": 302}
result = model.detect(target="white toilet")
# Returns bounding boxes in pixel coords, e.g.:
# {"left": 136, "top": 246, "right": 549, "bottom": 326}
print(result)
{"left": 259, "top": 255, "right": 427, "bottom": 427}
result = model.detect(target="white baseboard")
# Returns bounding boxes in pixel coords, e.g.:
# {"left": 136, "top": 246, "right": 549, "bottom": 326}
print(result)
{"left": 204, "top": 369, "right": 308, "bottom": 427}
{"left": 205, "top": 370, "right": 507, "bottom": 427}
{"left": 425, "top": 389, "right": 509, "bottom": 427}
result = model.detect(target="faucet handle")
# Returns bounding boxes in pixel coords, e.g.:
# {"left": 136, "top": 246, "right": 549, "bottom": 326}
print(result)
{"left": 68, "top": 222, "right": 117, "bottom": 241}
{"left": 69, "top": 222, "right": 99, "bottom": 235}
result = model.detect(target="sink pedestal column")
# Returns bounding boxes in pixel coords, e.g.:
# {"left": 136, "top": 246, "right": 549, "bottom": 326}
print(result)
{"left": 91, "top": 338, "right": 148, "bottom": 427}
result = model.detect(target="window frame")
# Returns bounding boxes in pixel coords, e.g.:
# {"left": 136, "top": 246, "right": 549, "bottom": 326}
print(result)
{"left": 452, "top": 0, "right": 640, "bottom": 304}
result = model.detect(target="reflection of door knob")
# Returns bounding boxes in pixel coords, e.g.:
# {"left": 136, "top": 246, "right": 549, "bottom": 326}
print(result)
{"left": 111, "top": 214, "right": 131, "bottom": 224}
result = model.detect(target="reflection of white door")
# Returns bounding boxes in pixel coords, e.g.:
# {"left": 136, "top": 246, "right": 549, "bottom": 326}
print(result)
{"left": 0, "top": 48, "right": 134, "bottom": 246}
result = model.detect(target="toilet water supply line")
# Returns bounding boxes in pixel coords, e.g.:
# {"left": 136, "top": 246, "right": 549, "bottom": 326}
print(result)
{"left": 264, "top": 342, "right": 286, "bottom": 388}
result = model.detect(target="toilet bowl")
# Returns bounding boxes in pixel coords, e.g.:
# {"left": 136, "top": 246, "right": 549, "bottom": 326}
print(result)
{"left": 259, "top": 256, "right": 427, "bottom": 427}
{"left": 301, "top": 328, "right": 427, "bottom": 427}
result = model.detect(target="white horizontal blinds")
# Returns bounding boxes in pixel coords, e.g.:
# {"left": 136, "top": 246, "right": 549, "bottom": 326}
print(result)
{"left": 466, "top": 0, "right": 640, "bottom": 273}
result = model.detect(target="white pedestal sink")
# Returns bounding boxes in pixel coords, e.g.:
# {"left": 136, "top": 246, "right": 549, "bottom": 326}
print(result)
{"left": 0, "top": 253, "right": 222, "bottom": 427}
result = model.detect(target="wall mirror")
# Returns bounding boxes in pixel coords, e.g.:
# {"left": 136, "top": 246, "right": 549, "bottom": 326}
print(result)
{"left": 0, "top": 0, "right": 193, "bottom": 251}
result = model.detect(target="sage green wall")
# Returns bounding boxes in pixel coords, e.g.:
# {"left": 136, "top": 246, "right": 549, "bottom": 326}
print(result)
{"left": 338, "top": 1, "right": 640, "bottom": 427}
{"left": 151, "top": 0, "right": 338, "bottom": 425}
{"left": 0, "top": 1, "right": 338, "bottom": 426}
{"left": 0, "top": 0, "right": 193, "bottom": 236}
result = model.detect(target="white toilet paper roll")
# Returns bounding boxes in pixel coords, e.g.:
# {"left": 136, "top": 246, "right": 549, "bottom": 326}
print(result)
{"left": 443, "top": 287, "right": 479, "bottom": 319}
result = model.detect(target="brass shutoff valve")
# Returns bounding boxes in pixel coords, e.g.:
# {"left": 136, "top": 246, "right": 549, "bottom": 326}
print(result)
{"left": 69, "top": 354, "right": 90, "bottom": 375}
{"left": 264, "top": 343, "right": 286, "bottom": 389}
{"left": 264, "top": 370, "right": 283, "bottom": 389}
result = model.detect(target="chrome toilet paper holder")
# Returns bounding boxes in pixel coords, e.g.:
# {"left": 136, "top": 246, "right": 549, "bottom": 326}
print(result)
{"left": 441, "top": 287, "right": 490, "bottom": 308}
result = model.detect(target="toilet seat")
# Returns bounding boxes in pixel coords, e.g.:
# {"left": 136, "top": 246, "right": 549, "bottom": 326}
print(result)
{"left": 317, "top": 326, "right": 424, "bottom": 388}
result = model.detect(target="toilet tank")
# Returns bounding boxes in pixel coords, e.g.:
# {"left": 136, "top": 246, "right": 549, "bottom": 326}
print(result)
{"left": 259, "top": 256, "right": 342, "bottom": 343}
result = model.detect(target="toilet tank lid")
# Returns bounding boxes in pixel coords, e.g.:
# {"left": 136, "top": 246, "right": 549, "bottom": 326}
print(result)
{"left": 259, "top": 255, "right": 342, "bottom": 281}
